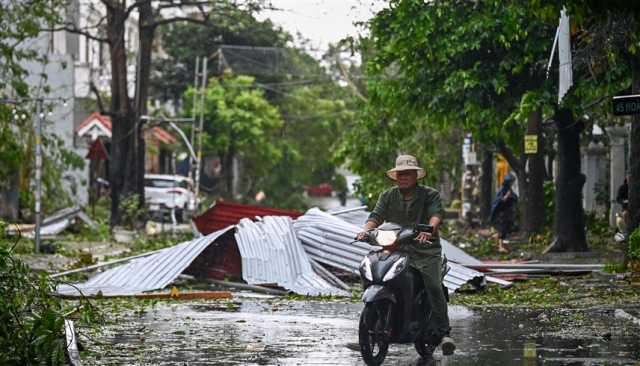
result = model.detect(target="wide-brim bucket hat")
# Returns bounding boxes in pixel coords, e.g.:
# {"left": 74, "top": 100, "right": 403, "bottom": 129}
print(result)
{"left": 386, "top": 154, "right": 425, "bottom": 180}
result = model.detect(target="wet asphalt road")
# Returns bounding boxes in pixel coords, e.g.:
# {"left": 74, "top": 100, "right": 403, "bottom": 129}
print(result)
{"left": 83, "top": 294, "right": 640, "bottom": 366}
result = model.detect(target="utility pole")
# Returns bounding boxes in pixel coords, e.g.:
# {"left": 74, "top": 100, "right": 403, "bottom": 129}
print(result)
{"left": 1, "top": 96, "right": 66, "bottom": 251}
{"left": 194, "top": 57, "right": 208, "bottom": 207}
{"left": 34, "top": 99, "right": 43, "bottom": 253}
{"left": 189, "top": 57, "right": 200, "bottom": 183}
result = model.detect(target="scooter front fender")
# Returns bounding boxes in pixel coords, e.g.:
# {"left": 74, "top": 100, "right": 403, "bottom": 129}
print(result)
{"left": 362, "top": 285, "right": 397, "bottom": 304}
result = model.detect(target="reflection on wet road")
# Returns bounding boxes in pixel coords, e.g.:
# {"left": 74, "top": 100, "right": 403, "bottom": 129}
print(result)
{"left": 85, "top": 294, "right": 640, "bottom": 365}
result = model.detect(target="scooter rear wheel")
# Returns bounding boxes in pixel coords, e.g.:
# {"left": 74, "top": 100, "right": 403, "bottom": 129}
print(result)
{"left": 359, "top": 304, "right": 389, "bottom": 366}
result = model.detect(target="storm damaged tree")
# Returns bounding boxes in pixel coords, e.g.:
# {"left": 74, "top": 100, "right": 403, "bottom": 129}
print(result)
{"left": 57, "top": 0, "right": 266, "bottom": 226}
{"left": 553, "top": 1, "right": 640, "bottom": 258}
{"left": 549, "top": 108, "right": 587, "bottom": 251}
{"left": 537, "top": 2, "right": 637, "bottom": 252}
{"left": 354, "top": 0, "right": 555, "bottom": 235}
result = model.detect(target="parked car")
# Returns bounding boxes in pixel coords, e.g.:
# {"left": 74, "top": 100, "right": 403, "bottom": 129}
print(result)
{"left": 144, "top": 174, "right": 196, "bottom": 222}
{"left": 306, "top": 183, "right": 333, "bottom": 197}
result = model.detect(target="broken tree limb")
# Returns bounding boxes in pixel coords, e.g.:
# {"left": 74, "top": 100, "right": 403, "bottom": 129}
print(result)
{"left": 484, "top": 275, "right": 513, "bottom": 288}
{"left": 206, "top": 279, "right": 288, "bottom": 296}
{"left": 614, "top": 309, "right": 640, "bottom": 326}
{"left": 310, "top": 258, "right": 350, "bottom": 291}
{"left": 55, "top": 290, "right": 232, "bottom": 300}
{"left": 458, "top": 263, "right": 604, "bottom": 271}
{"left": 64, "top": 320, "right": 82, "bottom": 366}
{"left": 50, "top": 248, "right": 165, "bottom": 278}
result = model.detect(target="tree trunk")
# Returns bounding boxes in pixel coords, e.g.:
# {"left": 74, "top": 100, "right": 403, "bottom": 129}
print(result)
{"left": 107, "top": 3, "right": 134, "bottom": 227}
{"left": 222, "top": 149, "right": 235, "bottom": 198}
{"left": 106, "top": 1, "right": 160, "bottom": 228}
{"left": 0, "top": 172, "right": 20, "bottom": 221}
{"left": 479, "top": 147, "right": 493, "bottom": 225}
{"left": 628, "top": 52, "right": 640, "bottom": 258}
{"left": 497, "top": 113, "right": 546, "bottom": 237}
{"left": 132, "top": 2, "right": 156, "bottom": 222}
{"left": 549, "top": 108, "right": 587, "bottom": 252}
{"left": 524, "top": 110, "right": 546, "bottom": 234}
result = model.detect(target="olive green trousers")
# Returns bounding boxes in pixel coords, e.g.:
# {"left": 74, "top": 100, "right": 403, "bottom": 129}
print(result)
{"left": 411, "top": 249, "right": 450, "bottom": 342}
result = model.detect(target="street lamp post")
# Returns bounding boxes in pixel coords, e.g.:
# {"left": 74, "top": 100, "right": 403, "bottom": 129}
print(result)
{"left": 34, "top": 99, "right": 43, "bottom": 253}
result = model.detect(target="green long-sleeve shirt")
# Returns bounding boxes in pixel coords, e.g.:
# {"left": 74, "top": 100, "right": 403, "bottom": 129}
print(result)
{"left": 367, "top": 185, "right": 444, "bottom": 254}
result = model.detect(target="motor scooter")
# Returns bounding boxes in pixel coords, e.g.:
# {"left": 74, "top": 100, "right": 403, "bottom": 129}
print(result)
{"left": 356, "top": 222, "right": 450, "bottom": 366}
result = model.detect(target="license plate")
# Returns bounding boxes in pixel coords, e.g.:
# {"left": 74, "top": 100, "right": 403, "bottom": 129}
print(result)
{"left": 150, "top": 204, "right": 160, "bottom": 211}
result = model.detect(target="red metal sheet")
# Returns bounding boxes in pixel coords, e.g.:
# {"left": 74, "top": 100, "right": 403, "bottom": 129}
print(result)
{"left": 184, "top": 230, "right": 242, "bottom": 280}
{"left": 193, "top": 200, "right": 302, "bottom": 235}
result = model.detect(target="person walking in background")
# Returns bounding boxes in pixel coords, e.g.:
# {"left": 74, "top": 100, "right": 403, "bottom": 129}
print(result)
{"left": 489, "top": 174, "right": 518, "bottom": 253}
{"left": 617, "top": 175, "right": 629, "bottom": 233}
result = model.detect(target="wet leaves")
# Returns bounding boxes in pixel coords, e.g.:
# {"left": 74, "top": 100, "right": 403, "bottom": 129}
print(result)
{"left": 451, "top": 274, "right": 640, "bottom": 308}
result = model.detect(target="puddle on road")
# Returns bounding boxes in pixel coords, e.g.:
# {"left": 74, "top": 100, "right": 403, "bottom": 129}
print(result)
{"left": 83, "top": 299, "right": 640, "bottom": 365}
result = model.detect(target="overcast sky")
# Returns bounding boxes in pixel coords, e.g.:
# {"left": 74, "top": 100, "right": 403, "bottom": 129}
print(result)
{"left": 257, "top": 0, "right": 387, "bottom": 53}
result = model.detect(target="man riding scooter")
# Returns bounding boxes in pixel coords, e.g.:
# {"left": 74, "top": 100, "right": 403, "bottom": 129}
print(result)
{"left": 357, "top": 155, "right": 455, "bottom": 355}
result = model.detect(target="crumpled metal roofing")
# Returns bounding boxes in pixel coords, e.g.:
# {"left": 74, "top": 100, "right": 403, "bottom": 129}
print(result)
{"left": 193, "top": 200, "right": 302, "bottom": 234}
{"left": 6, "top": 206, "right": 96, "bottom": 238}
{"left": 328, "top": 207, "right": 514, "bottom": 281}
{"left": 56, "top": 227, "right": 233, "bottom": 296}
{"left": 235, "top": 216, "right": 348, "bottom": 297}
{"left": 294, "top": 208, "right": 486, "bottom": 294}
{"left": 329, "top": 206, "right": 372, "bottom": 227}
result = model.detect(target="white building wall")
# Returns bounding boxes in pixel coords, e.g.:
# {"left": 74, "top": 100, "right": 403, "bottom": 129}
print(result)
{"left": 20, "top": 31, "right": 89, "bottom": 206}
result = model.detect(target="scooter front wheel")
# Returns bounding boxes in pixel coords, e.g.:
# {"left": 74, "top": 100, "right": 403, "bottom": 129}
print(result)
{"left": 359, "top": 303, "right": 389, "bottom": 366}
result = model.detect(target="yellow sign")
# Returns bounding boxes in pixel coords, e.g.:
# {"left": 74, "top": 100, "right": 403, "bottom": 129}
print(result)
{"left": 524, "top": 135, "right": 538, "bottom": 154}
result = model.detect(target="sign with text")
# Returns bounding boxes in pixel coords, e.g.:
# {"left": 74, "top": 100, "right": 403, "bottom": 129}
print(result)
{"left": 524, "top": 135, "right": 538, "bottom": 154}
{"left": 613, "top": 94, "right": 640, "bottom": 116}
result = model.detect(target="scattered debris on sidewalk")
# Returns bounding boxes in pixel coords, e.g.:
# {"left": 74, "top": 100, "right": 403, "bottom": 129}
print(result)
{"left": 614, "top": 309, "right": 640, "bottom": 327}
{"left": 64, "top": 319, "right": 81, "bottom": 366}
{"left": 5, "top": 206, "right": 96, "bottom": 238}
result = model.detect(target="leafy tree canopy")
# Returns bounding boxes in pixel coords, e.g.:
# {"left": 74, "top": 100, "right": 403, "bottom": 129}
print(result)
{"left": 338, "top": 0, "right": 564, "bottom": 199}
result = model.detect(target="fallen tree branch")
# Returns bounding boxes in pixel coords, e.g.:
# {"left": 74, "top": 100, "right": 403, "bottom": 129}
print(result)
{"left": 206, "top": 279, "right": 288, "bottom": 296}
{"left": 56, "top": 290, "right": 232, "bottom": 300}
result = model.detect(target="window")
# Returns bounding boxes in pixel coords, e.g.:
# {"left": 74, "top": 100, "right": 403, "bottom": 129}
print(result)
{"left": 145, "top": 179, "right": 188, "bottom": 189}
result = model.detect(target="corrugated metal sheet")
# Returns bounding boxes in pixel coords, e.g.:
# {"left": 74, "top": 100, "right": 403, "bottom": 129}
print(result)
{"left": 329, "top": 206, "right": 372, "bottom": 227}
{"left": 6, "top": 206, "right": 95, "bottom": 238}
{"left": 193, "top": 200, "right": 302, "bottom": 234}
{"left": 56, "top": 227, "right": 234, "bottom": 296}
{"left": 325, "top": 206, "right": 491, "bottom": 266}
{"left": 235, "top": 216, "right": 348, "bottom": 297}
{"left": 294, "top": 208, "right": 486, "bottom": 294}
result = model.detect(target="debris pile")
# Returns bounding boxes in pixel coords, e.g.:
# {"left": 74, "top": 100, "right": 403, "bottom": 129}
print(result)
{"left": 56, "top": 204, "right": 493, "bottom": 297}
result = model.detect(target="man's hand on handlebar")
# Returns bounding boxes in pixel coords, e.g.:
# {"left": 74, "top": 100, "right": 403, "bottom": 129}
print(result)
{"left": 416, "top": 231, "right": 432, "bottom": 244}
{"left": 356, "top": 231, "right": 369, "bottom": 241}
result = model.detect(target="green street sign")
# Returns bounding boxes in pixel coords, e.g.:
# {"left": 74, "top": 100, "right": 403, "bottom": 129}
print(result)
{"left": 613, "top": 94, "right": 640, "bottom": 116}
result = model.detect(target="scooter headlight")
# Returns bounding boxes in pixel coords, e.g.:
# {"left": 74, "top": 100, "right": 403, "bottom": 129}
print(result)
{"left": 382, "top": 257, "right": 407, "bottom": 282}
{"left": 360, "top": 257, "right": 373, "bottom": 281}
